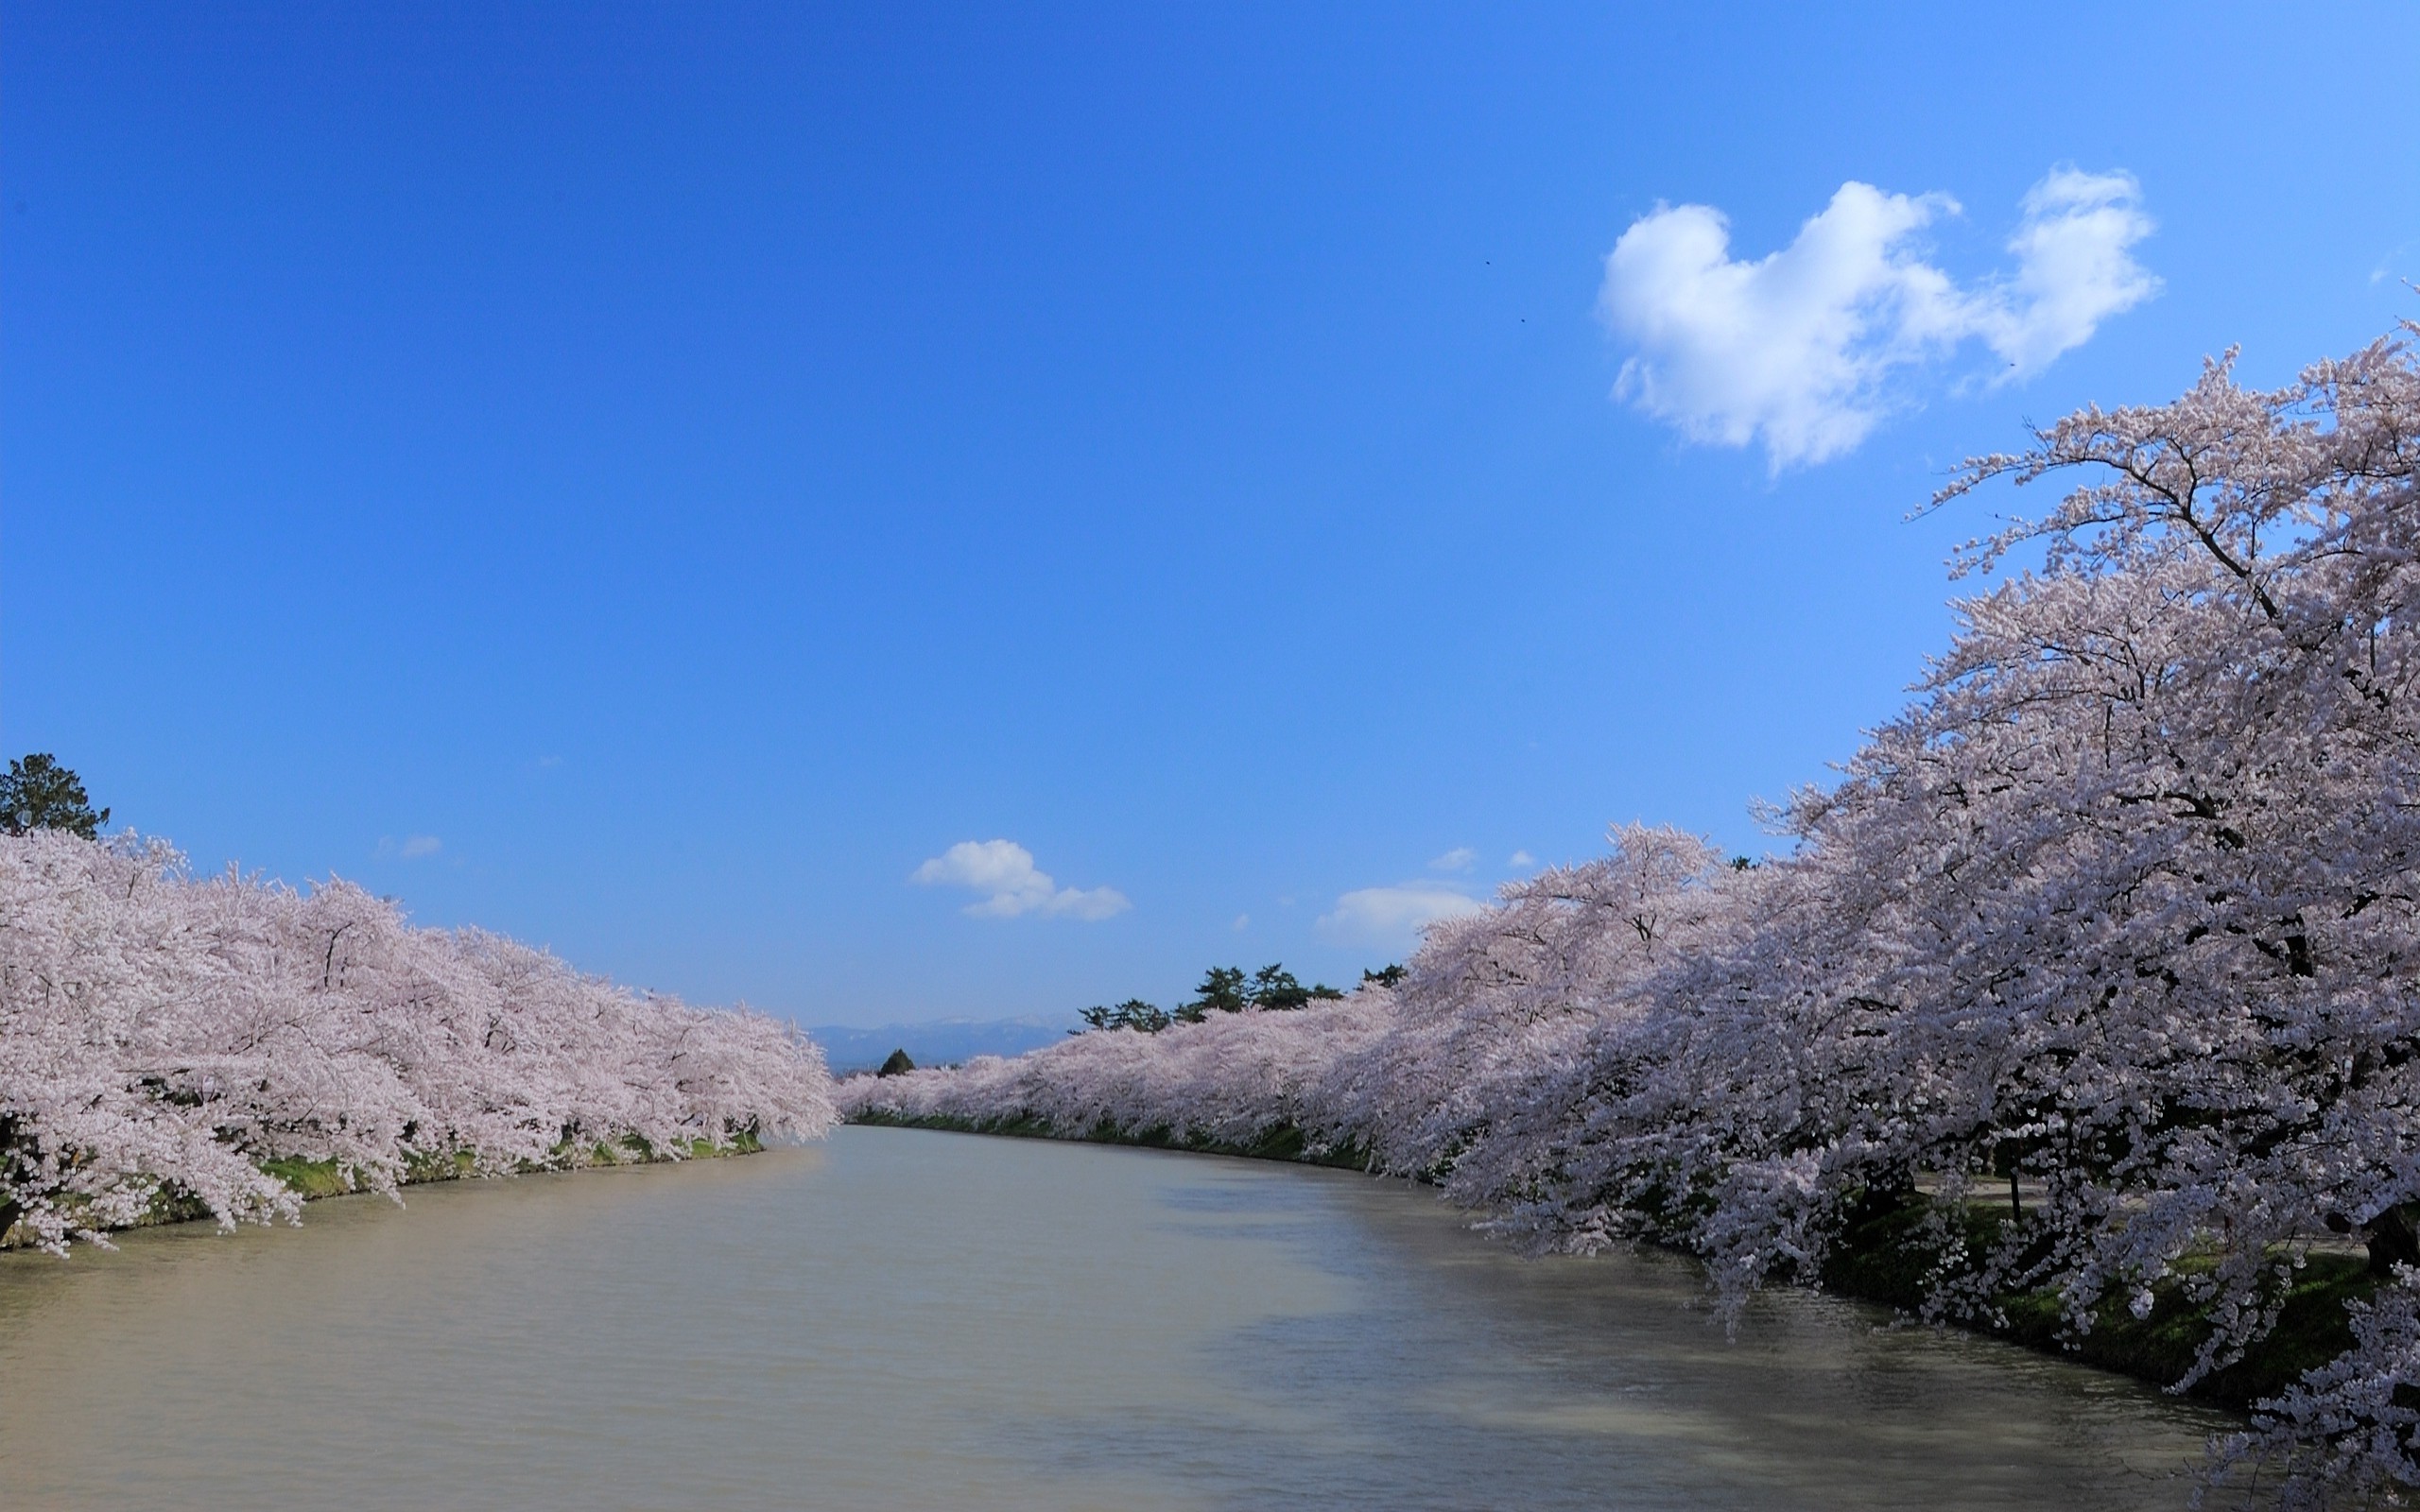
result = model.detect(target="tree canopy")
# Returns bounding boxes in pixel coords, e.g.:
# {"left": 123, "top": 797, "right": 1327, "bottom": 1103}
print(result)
{"left": 0, "top": 754, "right": 108, "bottom": 840}
{"left": 1077, "top": 999, "right": 1172, "bottom": 1034}
{"left": 1173, "top": 964, "right": 1343, "bottom": 1020}
{"left": 3, "top": 829, "right": 834, "bottom": 1255}
{"left": 842, "top": 325, "right": 2420, "bottom": 1506}
{"left": 1079, "top": 965, "right": 1346, "bottom": 1033}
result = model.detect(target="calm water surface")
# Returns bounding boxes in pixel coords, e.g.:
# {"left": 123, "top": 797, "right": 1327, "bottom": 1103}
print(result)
{"left": 0, "top": 1125, "right": 2230, "bottom": 1510}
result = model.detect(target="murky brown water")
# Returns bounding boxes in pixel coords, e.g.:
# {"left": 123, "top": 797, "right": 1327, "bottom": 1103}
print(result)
{"left": 0, "top": 1125, "right": 2229, "bottom": 1510}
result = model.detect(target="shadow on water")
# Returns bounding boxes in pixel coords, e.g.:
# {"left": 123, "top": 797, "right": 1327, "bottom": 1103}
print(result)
{"left": 0, "top": 1125, "right": 2227, "bottom": 1511}
{"left": 980, "top": 1148, "right": 2229, "bottom": 1512}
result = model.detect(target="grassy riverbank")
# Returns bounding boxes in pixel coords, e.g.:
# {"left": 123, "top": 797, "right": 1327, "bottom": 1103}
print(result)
{"left": 850, "top": 1109, "right": 2362, "bottom": 1414}
{"left": 1819, "top": 1197, "right": 2369, "bottom": 1412}
{"left": 2, "top": 1130, "right": 767, "bottom": 1248}
{"left": 255, "top": 1127, "right": 766, "bottom": 1198}
{"left": 848, "top": 1108, "right": 1371, "bottom": 1169}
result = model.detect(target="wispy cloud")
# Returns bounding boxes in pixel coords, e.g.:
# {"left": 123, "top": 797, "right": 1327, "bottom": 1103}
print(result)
{"left": 1428, "top": 846, "right": 1477, "bottom": 872}
{"left": 910, "top": 839, "right": 1130, "bottom": 921}
{"left": 1317, "top": 882, "right": 1487, "bottom": 947}
{"left": 1508, "top": 850, "right": 1535, "bottom": 869}
{"left": 376, "top": 834, "right": 443, "bottom": 861}
{"left": 1599, "top": 166, "right": 2158, "bottom": 468}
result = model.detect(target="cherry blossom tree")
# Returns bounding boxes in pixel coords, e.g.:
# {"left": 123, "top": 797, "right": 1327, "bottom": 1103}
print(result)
{"left": 839, "top": 324, "right": 2420, "bottom": 1506}
{"left": 2, "top": 830, "right": 835, "bottom": 1254}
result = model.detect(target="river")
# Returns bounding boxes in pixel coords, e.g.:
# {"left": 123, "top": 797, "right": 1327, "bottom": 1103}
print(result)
{"left": 0, "top": 1125, "right": 2231, "bottom": 1510}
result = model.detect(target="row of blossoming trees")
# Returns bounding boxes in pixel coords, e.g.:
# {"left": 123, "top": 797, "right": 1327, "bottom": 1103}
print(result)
{"left": 2, "top": 830, "right": 836, "bottom": 1254}
{"left": 846, "top": 328, "right": 2420, "bottom": 1505}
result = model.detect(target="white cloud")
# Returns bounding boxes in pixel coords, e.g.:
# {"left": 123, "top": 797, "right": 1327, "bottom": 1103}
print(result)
{"left": 1428, "top": 846, "right": 1477, "bottom": 872}
{"left": 1232, "top": 913, "right": 1251, "bottom": 931}
{"left": 910, "top": 839, "right": 1130, "bottom": 921}
{"left": 1973, "top": 168, "right": 2163, "bottom": 373}
{"left": 377, "top": 834, "right": 442, "bottom": 861}
{"left": 1318, "top": 882, "right": 1488, "bottom": 947}
{"left": 1508, "top": 850, "right": 1536, "bottom": 869}
{"left": 1599, "top": 167, "right": 2157, "bottom": 468}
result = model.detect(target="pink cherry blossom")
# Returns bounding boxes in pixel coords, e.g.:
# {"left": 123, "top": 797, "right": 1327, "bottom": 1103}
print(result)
{"left": 3, "top": 832, "right": 834, "bottom": 1254}
{"left": 843, "top": 324, "right": 2420, "bottom": 1505}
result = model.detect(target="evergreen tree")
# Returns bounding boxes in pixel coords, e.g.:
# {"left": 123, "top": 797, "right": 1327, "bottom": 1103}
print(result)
{"left": 1077, "top": 999, "right": 1171, "bottom": 1034}
{"left": 1176, "top": 966, "right": 1250, "bottom": 1022}
{"left": 0, "top": 754, "right": 109, "bottom": 839}
{"left": 1247, "top": 964, "right": 1341, "bottom": 1010}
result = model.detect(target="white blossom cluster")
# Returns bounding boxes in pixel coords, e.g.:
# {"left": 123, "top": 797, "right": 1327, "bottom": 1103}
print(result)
{"left": 847, "top": 990, "right": 1397, "bottom": 1153}
{"left": 1, "top": 831, "right": 835, "bottom": 1254}
{"left": 845, "top": 327, "right": 2420, "bottom": 1506}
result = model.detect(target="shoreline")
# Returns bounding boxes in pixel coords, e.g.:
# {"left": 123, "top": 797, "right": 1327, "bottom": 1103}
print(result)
{"left": 847, "top": 1109, "right": 2365, "bottom": 1417}
{"left": 0, "top": 1130, "right": 765, "bottom": 1251}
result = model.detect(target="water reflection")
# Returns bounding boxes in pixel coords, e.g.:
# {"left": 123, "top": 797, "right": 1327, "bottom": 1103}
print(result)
{"left": 0, "top": 1126, "right": 2226, "bottom": 1510}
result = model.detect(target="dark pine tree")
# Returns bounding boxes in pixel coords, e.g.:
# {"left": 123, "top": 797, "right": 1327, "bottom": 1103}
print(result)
{"left": 0, "top": 754, "right": 109, "bottom": 839}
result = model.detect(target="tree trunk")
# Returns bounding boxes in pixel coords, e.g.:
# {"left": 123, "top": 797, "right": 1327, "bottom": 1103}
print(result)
{"left": 0, "top": 1113, "right": 19, "bottom": 1246}
{"left": 2367, "top": 1204, "right": 2420, "bottom": 1278}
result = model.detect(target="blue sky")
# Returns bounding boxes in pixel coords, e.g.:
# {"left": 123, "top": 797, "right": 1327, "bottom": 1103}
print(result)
{"left": 6, "top": 3, "right": 2416, "bottom": 1026}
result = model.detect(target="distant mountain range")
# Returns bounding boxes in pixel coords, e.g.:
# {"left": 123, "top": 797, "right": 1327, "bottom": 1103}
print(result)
{"left": 806, "top": 1015, "right": 1080, "bottom": 1074}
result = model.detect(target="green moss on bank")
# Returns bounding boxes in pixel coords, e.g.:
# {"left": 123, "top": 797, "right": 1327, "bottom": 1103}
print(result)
{"left": 257, "top": 1157, "right": 361, "bottom": 1199}
{"left": 1818, "top": 1197, "right": 2371, "bottom": 1411}
{"left": 253, "top": 1129, "right": 764, "bottom": 1205}
{"left": 851, "top": 1108, "right": 2364, "bottom": 1415}
{"left": 848, "top": 1108, "right": 1372, "bottom": 1171}
{"left": 2, "top": 1130, "right": 770, "bottom": 1249}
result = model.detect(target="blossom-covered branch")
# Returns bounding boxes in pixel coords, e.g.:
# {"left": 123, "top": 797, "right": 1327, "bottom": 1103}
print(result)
{"left": 1, "top": 831, "right": 835, "bottom": 1253}
{"left": 844, "top": 324, "right": 2420, "bottom": 1508}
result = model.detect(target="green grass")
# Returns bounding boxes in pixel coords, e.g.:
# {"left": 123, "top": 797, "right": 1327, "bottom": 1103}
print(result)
{"left": 3, "top": 1126, "right": 770, "bottom": 1250}
{"left": 160, "top": 1132, "right": 765, "bottom": 1223}
{"left": 1816, "top": 1199, "right": 2369, "bottom": 1411}
{"left": 849, "top": 1108, "right": 1372, "bottom": 1170}
{"left": 256, "top": 1156, "right": 358, "bottom": 1199}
